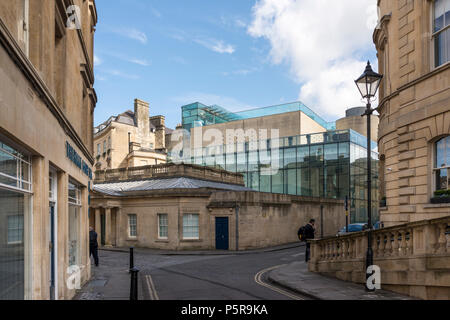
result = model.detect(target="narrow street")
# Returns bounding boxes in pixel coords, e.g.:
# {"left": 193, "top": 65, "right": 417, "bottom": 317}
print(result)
{"left": 77, "top": 246, "right": 310, "bottom": 300}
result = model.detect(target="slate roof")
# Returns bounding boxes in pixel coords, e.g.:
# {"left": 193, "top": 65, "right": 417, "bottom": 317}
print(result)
{"left": 93, "top": 177, "right": 251, "bottom": 197}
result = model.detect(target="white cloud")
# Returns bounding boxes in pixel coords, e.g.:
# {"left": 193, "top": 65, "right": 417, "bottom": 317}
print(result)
{"left": 111, "top": 27, "right": 148, "bottom": 44}
{"left": 172, "top": 92, "right": 254, "bottom": 112}
{"left": 194, "top": 38, "right": 235, "bottom": 54}
{"left": 103, "top": 69, "right": 140, "bottom": 80}
{"left": 94, "top": 55, "right": 102, "bottom": 67}
{"left": 248, "top": 0, "right": 379, "bottom": 119}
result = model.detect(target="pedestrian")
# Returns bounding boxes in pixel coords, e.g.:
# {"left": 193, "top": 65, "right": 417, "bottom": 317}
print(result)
{"left": 89, "top": 227, "right": 99, "bottom": 267}
{"left": 304, "top": 219, "right": 316, "bottom": 262}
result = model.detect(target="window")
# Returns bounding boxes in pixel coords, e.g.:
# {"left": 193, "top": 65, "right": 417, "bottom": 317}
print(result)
{"left": 108, "top": 137, "right": 111, "bottom": 150}
{"left": 0, "top": 142, "right": 31, "bottom": 192}
{"left": 158, "top": 214, "right": 168, "bottom": 239}
{"left": 433, "top": 0, "right": 450, "bottom": 67}
{"left": 97, "top": 144, "right": 101, "bottom": 156}
{"left": 434, "top": 136, "right": 450, "bottom": 190}
{"left": 7, "top": 216, "right": 24, "bottom": 244}
{"left": 103, "top": 141, "right": 107, "bottom": 154}
{"left": 128, "top": 214, "right": 137, "bottom": 237}
{"left": 183, "top": 214, "right": 199, "bottom": 239}
{"left": 68, "top": 181, "right": 81, "bottom": 266}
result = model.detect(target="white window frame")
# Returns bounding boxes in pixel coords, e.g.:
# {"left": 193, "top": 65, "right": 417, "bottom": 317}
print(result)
{"left": 0, "top": 142, "right": 32, "bottom": 193}
{"left": 68, "top": 181, "right": 82, "bottom": 206}
{"left": 128, "top": 214, "right": 137, "bottom": 238}
{"left": 432, "top": 0, "right": 450, "bottom": 69}
{"left": 433, "top": 136, "right": 450, "bottom": 191}
{"left": 7, "top": 215, "right": 24, "bottom": 245}
{"left": 158, "top": 214, "right": 168, "bottom": 239}
{"left": 182, "top": 214, "right": 199, "bottom": 240}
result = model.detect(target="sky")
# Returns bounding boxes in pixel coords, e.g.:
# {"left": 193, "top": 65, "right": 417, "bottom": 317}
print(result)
{"left": 93, "top": 0, "right": 379, "bottom": 130}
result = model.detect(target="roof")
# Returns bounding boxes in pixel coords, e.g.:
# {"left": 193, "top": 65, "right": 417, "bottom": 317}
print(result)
{"left": 93, "top": 177, "right": 251, "bottom": 196}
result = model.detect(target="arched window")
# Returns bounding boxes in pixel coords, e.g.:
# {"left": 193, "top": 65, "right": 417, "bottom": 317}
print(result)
{"left": 434, "top": 136, "right": 450, "bottom": 191}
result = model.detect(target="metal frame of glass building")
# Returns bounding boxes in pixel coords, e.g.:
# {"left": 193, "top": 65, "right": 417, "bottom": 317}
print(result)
{"left": 175, "top": 102, "right": 379, "bottom": 224}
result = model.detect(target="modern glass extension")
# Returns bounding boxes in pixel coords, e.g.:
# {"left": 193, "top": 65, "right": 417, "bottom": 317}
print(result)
{"left": 181, "top": 101, "right": 337, "bottom": 132}
{"left": 172, "top": 129, "right": 379, "bottom": 224}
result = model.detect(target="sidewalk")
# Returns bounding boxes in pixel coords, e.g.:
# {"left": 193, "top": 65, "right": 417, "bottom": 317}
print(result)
{"left": 100, "top": 241, "right": 304, "bottom": 256}
{"left": 73, "top": 251, "right": 144, "bottom": 300}
{"left": 268, "top": 261, "right": 415, "bottom": 300}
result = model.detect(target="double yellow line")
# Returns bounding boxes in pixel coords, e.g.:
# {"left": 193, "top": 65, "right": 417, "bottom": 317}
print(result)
{"left": 254, "top": 265, "right": 305, "bottom": 300}
{"left": 145, "top": 275, "right": 160, "bottom": 300}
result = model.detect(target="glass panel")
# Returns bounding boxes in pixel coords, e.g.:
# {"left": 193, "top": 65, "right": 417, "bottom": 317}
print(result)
{"left": 248, "top": 171, "right": 259, "bottom": 191}
{"left": 69, "top": 205, "right": 79, "bottom": 266}
{"left": 285, "top": 169, "right": 296, "bottom": 195}
{"left": 0, "top": 189, "right": 29, "bottom": 300}
{"left": 0, "top": 149, "right": 17, "bottom": 179}
{"left": 436, "top": 169, "right": 448, "bottom": 190}
{"left": 297, "top": 167, "right": 311, "bottom": 196}
{"left": 260, "top": 174, "right": 271, "bottom": 193}
{"left": 158, "top": 214, "right": 168, "bottom": 238}
{"left": 283, "top": 148, "right": 296, "bottom": 169}
{"left": 297, "top": 146, "right": 310, "bottom": 167}
{"left": 436, "top": 137, "right": 446, "bottom": 167}
{"left": 225, "top": 153, "right": 236, "bottom": 173}
{"left": 435, "top": 0, "right": 446, "bottom": 32}
{"left": 183, "top": 214, "right": 199, "bottom": 239}
{"left": 272, "top": 170, "right": 284, "bottom": 194}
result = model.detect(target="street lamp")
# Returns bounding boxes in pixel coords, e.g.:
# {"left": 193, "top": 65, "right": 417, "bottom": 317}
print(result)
{"left": 355, "top": 61, "right": 383, "bottom": 292}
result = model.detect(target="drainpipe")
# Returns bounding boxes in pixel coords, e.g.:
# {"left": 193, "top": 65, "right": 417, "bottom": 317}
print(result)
{"left": 235, "top": 204, "right": 240, "bottom": 251}
{"left": 320, "top": 204, "right": 324, "bottom": 238}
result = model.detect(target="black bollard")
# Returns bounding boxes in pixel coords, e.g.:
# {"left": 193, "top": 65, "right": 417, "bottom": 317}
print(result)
{"left": 130, "top": 267, "right": 139, "bottom": 300}
{"left": 129, "top": 247, "right": 134, "bottom": 272}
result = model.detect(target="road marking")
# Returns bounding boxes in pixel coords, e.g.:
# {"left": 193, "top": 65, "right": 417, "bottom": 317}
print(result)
{"left": 291, "top": 253, "right": 304, "bottom": 257}
{"left": 254, "top": 265, "right": 305, "bottom": 300}
{"left": 145, "top": 275, "right": 160, "bottom": 300}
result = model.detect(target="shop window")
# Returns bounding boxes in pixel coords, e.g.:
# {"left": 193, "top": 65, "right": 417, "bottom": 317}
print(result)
{"left": 0, "top": 142, "right": 32, "bottom": 192}
{"left": 183, "top": 214, "right": 199, "bottom": 239}
{"left": 433, "top": 0, "right": 450, "bottom": 67}
{"left": 158, "top": 214, "right": 168, "bottom": 239}
{"left": 128, "top": 214, "right": 137, "bottom": 238}
{"left": 7, "top": 215, "right": 24, "bottom": 245}
{"left": 68, "top": 181, "right": 81, "bottom": 267}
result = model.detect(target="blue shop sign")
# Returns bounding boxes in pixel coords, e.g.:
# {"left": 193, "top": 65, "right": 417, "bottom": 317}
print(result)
{"left": 66, "top": 142, "right": 93, "bottom": 179}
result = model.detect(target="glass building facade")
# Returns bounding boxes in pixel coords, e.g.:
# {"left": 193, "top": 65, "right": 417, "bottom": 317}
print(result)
{"left": 171, "top": 129, "right": 379, "bottom": 224}
{"left": 182, "top": 101, "right": 337, "bottom": 132}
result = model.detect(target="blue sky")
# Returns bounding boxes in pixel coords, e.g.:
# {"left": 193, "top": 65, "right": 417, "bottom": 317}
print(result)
{"left": 93, "top": 0, "right": 378, "bottom": 129}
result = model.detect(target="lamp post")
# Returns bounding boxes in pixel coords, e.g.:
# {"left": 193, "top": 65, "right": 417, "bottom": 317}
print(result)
{"left": 355, "top": 61, "right": 383, "bottom": 292}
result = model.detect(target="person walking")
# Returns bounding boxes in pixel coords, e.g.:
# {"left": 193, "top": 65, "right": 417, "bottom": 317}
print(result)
{"left": 304, "top": 219, "right": 316, "bottom": 262}
{"left": 89, "top": 227, "right": 99, "bottom": 267}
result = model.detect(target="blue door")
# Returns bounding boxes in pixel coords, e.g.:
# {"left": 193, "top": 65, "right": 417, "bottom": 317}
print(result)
{"left": 215, "top": 217, "right": 229, "bottom": 250}
{"left": 49, "top": 205, "right": 55, "bottom": 300}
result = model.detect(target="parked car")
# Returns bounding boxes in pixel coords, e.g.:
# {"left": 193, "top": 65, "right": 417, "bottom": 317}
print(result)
{"left": 337, "top": 223, "right": 368, "bottom": 236}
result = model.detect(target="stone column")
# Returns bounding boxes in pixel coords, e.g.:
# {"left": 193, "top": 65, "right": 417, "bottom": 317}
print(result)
{"left": 95, "top": 208, "right": 102, "bottom": 246}
{"left": 105, "top": 208, "right": 112, "bottom": 247}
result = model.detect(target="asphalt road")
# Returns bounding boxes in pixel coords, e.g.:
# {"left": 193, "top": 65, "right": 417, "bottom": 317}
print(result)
{"left": 131, "top": 246, "right": 309, "bottom": 301}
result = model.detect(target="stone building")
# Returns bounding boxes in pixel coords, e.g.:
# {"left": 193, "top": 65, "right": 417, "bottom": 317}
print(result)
{"left": 336, "top": 107, "right": 379, "bottom": 141}
{"left": 93, "top": 98, "right": 170, "bottom": 171}
{"left": 374, "top": 0, "right": 450, "bottom": 226}
{"left": 90, "top": 164, "right": 344, "bottom": 251}
{"left": 308, "top": 0, "right": 450, "bottom": 300}
{"left": 0, "top": 1, "right": 97, "bottom": 300}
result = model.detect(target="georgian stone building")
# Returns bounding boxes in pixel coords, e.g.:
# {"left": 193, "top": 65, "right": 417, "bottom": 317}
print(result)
{"left": 0, "top": 1, "right": 97, "bottom": 300}
{"left": 90, "top": 164, "right": 344, "bottom": 251}
{"left": 375, "top": 0, "right": 450, "bottom": 226}
{"left": 93, "top": 99, "right": 171, "bottom": 171}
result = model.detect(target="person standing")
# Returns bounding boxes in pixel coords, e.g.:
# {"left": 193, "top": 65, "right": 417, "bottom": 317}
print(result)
{"left": 304, "top": 219, "right": 316, "bottom": 262}
{"left": 89, "top": 227, "right": 99, "bottom": 267}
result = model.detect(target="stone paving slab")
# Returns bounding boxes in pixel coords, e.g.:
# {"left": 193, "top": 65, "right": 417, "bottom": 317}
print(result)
{"left": 268, "top": 261, "right": 416, "bottom": 300}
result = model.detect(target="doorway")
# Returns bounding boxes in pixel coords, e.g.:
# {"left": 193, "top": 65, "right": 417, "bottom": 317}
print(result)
{"left": 215, "top": 217, "right": 229, "bottom": 250}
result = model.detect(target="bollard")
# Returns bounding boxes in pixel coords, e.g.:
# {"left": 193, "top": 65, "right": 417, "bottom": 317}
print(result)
{"left": 129, "top": 247, "right": 134, "bottom": 272}
{"left": 130, "top": 267, "right": 139, "bottom": 300}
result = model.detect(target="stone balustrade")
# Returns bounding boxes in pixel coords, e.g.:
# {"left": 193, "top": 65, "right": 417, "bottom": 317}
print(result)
{"left": 309, "top": 216, "right": 450, "bottom": 300}
{"left": 94, "top": 163, "right": 245, "bottom": 186}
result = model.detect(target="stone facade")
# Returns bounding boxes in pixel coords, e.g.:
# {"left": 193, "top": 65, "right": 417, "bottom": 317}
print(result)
{"left": 336, "top": 107, "right": 379, "bottom": 141}
{"left": 90, "top": 164, "right": 345, "bottom": 251}
{"left": 94, "top": 98, "right": 169, "bottom": 171}
{"left": 375, "top": 0, "right": 450, "bottom": 226}
{"left": 0, "top": 0, "right": 97, "bottom": 300}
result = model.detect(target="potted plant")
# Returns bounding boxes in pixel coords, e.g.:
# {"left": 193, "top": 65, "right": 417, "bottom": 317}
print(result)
{"left": 431, "top": 189, "right": 450, "bottom": 204}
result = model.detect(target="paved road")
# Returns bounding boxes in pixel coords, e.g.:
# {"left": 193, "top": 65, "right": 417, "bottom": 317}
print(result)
{"left": 130, "top": 246, "right": 309, "bottom": 300}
